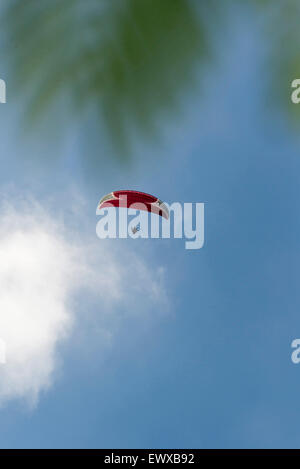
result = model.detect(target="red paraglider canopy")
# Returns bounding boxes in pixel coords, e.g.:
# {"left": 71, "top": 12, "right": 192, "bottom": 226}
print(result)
{"left": 98, "top": 190, "right": 169, "bottom": 219}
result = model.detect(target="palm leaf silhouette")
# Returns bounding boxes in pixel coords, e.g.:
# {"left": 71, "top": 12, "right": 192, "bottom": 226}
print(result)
{"left": 3, "top": 0, "right": 212, "bottom": 159}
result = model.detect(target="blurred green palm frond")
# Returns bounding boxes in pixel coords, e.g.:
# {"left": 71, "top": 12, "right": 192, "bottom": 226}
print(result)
{"left": 265, "top": 0, "right": 300, "bottom": 123}
{"left": 3, "top": 0, "right": 213, "bottom": 158}
{"left": 251, "top": 0, "right": 300, "bottom": 124}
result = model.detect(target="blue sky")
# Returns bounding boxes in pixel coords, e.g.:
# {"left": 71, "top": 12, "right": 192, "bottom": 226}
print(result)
{"left": 0, "top": 5, "right": 298, "bottom": 449}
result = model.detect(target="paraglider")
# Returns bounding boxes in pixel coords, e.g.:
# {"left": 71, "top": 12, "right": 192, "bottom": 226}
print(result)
{"left": 96, "top": 190, "right": 205, "bottom": 250}
{"left": 97, "top": 190, "right": 169, "bottom": 240}
{"left": 98, "top": 190, "right": 169, "bottom": 220}
{"left": 131, "top": 223, "right": 140, "bottom": 235}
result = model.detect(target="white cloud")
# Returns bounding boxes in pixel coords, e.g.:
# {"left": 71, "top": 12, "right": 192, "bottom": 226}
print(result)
{"left": 0, "top": 198, "right": 167, "bottom": 406}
